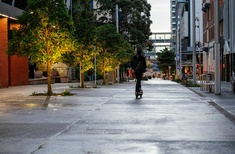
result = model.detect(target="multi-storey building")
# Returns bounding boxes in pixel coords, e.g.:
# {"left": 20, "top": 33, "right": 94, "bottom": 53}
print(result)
{"left": 175, "top": 0, "right": 234, "bottom": 92}
{"left": 201, "top": 0, "right": 234, "bottom": 83}
{"left": 174, "top": 0, "right": 203, "bottom": 77}
{"left": 171, "top": 0, "right": 177, "bottom": 35}
{"left": 170, "top": 0, "right": 177, "bottom": 53}
{"left": 221, "top": 0, "right": 235, "bottom": 90}
{"left": 202, "top": 0, "right": 222, "bottom": 80}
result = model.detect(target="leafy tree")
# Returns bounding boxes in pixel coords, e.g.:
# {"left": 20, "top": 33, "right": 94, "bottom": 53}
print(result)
{"left": 156, "top": 48, "right": 175, "bottom": 75}
{"left": 95, "top": 24, "right": 132, "bottom": 84}
{"left": 63, "top": 0, "right": 97, "bottom": 88}
{"left": 110, "top": 36, "right": 133, "bottom": 82}
{"left": 95, "top": 0, "right": 152, "bottom": 46}
{"left": 7, "top": 0, "right": 76, "bottom": 95}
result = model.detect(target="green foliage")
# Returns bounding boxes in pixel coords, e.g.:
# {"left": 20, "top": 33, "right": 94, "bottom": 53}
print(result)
{"left": 62, "top": 0, "right": 98, "bottom": 88}
{"left": 60, "top": 89, "right": 74, "bottom": 96}
{"left": 95, "top": 24, "right": 132, "bottom": 84}
{"left": 31, "top": 89, "right": 74, "bottom": 96}
{"left": 95, "top": 24, "right": 131, "bottom": 68}
{"left": 64, "top": 0, "right": 97, "bottom": 67}
{"left": 181, "top": 80, "right": 200, "bottom": 87}
{"left": 156, "top": 48, "right": 176, "bottom": 74}
{"left": 7, "top": 0, "right": 76, "bottom": 95}
{"left": 96, "top": 0, "right": 152, "bottom": 46}
{"left": 8, "top": 0, "right": 76, "bottom": 61}
{"left": 173, "top": 79, "right": 182, "bottom": 83}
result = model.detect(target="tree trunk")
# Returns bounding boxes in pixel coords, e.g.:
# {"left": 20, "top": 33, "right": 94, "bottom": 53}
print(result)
{"left": 47, "top": 61, "right": 52, "bottom": 95}
{"left": 103, "top": 61, "right": 106, "bottom": 84}
{"left": 103, "top": 69, "right": 106, "bottom": 85}
{"left": 80, "top": 64, "right": 85, "bottom": 88}
{"left": 114, "top": 69, "right": 117, "bottom": 83}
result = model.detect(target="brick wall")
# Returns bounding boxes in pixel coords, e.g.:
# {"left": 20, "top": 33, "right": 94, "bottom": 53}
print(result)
{"left": 202, "top": 0, "right": 215, "bottom": 43}
{"left": 10, "top": 55, "right": 28, "bottom": 86}
{"left": 0, "top": 18, "right": 9, "bottom": 87}
{"left": 0, "top": 18, "right": 29, "bottom": 87}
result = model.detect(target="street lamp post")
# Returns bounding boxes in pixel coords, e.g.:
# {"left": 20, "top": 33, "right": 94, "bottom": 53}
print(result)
{"left": 94, "top": 46, "right": 97, "bottom": 87}
{"left": 176, "top": 16, "right": 182, "bottom": 79}
{"left": 214, "top": 0, "right": 221, "bottom": 95}
{"left": 179, "top": 21, "right": 182, "bottom": 80}
{"left": 192, "top": 0, "right": 196, "bottom": 84}
{"left": 116, "top": 4, "right": 120, "bottom": 83}
{"left": 196, "top": 16, "right": 201, "bottom": 78}
{"left": 176, "top": 20, "right": 178, "bottom": 78}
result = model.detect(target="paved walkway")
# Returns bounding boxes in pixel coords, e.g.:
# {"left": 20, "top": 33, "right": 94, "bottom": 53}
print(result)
{"left": 190, "top": 81, "right": 235, "bottom": 121}
{"left": 0, "top": 79, "right": 235, "bottom": 153}
{"left": 0, "top": 79, "right": 234, "bottom": 118}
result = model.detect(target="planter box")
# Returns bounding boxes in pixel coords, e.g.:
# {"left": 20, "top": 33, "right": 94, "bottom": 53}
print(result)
{"left": 29, "top": 78, "right": 55, "bottom": 85}
{"left": 34, "top": 71, "right": 43, "bottom": 78}
{"left": 55, "top": 76, "right": 69, "bottom": 83}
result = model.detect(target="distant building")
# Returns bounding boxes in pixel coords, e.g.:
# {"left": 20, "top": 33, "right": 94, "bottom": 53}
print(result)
{"left": 170, "top": 0, "right": 177, "bottom": 53}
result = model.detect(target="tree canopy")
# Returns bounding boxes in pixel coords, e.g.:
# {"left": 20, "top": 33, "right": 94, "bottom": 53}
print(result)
{"left": 156, "top": 48, "right": 175, "bottom": 74}
{"left": 95, "top": 0, "right": 152, "bottom": 46}
{"left": 95, "top": 24, "right": 132, "bottom": 84}
{"left": 7, "top": 0, "right": 152, "bottom": 89}
{"left": 7, "top": 0, "right": 76, "bottom": 95}
{"left": 62, "top": 0, "right": 97, "bottom": 87}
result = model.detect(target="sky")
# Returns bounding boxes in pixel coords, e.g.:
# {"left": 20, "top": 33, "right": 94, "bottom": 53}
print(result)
{"left": 147, "top": 0, "right": 171, "bottom": 33}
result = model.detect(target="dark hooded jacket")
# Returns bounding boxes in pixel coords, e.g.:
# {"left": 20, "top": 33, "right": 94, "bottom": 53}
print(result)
{"left": 131, "top": 55, "right": 146, "bottom": 73}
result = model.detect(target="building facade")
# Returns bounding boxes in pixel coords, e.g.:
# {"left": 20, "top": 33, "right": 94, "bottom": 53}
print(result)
{"left": 201, "top": 0, "right": 234, "bottom": 83}
{"left": 174, "top": 0, "right": 203, "bottom": 77}
{"left": 0, "top": 0, "right": 28, "bottom": 88}
{"left": 202, "top": 0, "right": 222, "bottom": 80}
{"left": 223, "top": 0, "right": 235, "bottom": 91}
{"left": 175, "top": 0, "right": 234, "bottom": 92}
{"left": 170, "top": 0, "right": 177, "bottom": 53}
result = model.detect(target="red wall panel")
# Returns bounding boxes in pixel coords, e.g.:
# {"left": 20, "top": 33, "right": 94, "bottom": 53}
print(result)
{"left": 10, "top": 55, "right": 28, "bottom": 86}
{"left": 0, "top": 18, "right": 9, "bottom": 87}
{"left": 0, "top": 18, "right": 29, "bottom": 87}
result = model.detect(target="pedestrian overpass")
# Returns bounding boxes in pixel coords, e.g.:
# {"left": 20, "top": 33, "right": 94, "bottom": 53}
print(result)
{"left": 149, "top": 32, "right": 175, "bottom": 47}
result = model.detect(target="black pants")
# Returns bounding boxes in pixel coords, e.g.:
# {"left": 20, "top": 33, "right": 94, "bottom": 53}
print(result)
{"left": 135, "top": 72, "right": 143, "bottom": 93}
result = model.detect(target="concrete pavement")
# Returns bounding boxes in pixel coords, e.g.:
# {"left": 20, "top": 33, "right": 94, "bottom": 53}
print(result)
{"left": 189, "top": 81, "right": 235, "bottom": 123}
{"left": 0, "top": 79, "right": 234, "bottom": 119}
{"left": 0, "top": 79, "right": 235, "bottom": 154}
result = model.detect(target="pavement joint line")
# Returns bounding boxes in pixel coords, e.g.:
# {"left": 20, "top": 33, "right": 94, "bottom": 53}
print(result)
{"left": 30, "top": 108, "right": 94, "bottom": 153}
{"left": 30, "top": 90, "right": 119, "bottom": 153}
{"left": 208, "top": 100, "right": 235, "bottom": 125}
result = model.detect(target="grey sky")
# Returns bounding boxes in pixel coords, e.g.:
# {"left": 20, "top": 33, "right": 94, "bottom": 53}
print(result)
{"left": 148, "top": 0, "right": 171, "bottom": 32}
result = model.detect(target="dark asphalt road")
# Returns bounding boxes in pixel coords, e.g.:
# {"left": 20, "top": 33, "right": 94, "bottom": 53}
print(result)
{"left": 0, "top": 79, "right": 235, "bottom": 154}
